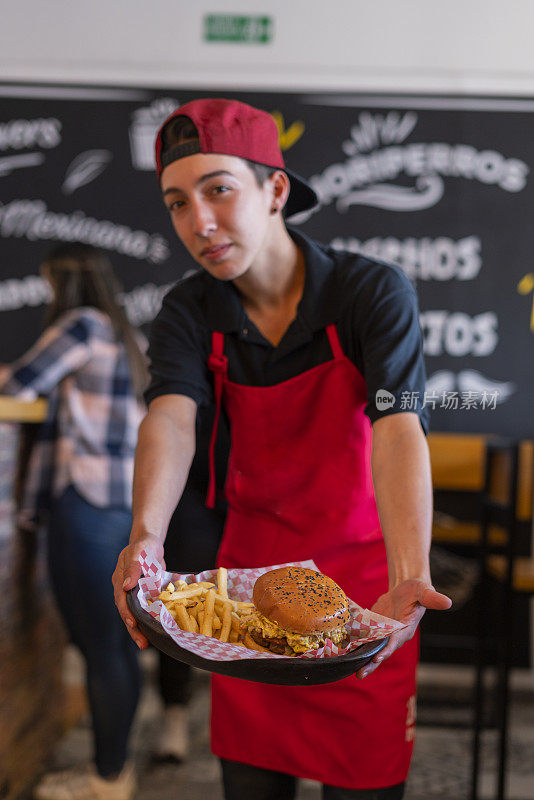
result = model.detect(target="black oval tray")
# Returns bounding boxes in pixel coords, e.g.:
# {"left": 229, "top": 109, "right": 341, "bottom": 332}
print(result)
{"left": 127, "top": 589, "right": 388, "bottom": 686}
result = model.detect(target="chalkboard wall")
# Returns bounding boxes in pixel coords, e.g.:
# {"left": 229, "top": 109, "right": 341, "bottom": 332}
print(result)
{"left": 1, "top": 83, "right": 533, "bottom": 437}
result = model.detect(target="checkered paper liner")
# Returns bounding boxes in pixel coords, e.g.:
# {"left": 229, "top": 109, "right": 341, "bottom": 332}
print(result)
{"left": 136, "top": 547, "right": 406, "bottom": 662}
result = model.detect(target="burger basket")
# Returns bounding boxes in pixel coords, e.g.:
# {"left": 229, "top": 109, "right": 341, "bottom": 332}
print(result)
{"left": 127, "top": 549, "right": 404, "bottom": 686}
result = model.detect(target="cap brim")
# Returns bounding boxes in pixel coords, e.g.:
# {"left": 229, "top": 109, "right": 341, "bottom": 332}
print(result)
{"left": 283, "top": 168, "right": 319, "bottom": 219}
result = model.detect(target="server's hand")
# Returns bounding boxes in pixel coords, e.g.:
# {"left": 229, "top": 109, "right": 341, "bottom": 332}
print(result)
{"left": 356, "top": 579, "right": 451, "bottom": 678}
{"left": 112, "top": 533, "right": 166, "bottom": 649}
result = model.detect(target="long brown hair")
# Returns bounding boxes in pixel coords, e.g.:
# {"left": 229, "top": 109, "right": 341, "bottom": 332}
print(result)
{"left": 42, "top": 243, "right": 148, "bottom": 398}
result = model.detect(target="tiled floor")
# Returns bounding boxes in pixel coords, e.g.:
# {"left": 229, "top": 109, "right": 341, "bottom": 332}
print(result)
{"left": 32, "top": 651, "right": 534, "bottom": 800}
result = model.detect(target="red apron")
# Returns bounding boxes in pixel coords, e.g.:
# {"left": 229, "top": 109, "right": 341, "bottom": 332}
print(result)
{"left": 207, "top": 324, "right": 418, "bottom": 790}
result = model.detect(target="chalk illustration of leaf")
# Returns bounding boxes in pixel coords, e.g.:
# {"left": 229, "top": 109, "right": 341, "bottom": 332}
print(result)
{"left": 62, "top": 150, "right": 112, "bottom": 194}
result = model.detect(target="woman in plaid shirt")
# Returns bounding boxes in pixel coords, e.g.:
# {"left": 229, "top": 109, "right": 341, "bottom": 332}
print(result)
{"left": 0, "top": 243, "right": 147, "bottom": 800}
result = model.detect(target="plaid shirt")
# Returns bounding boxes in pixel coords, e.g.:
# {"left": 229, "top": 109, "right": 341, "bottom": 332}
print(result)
{"left": 0, "top": 307, "right": 146, "bottom": 523}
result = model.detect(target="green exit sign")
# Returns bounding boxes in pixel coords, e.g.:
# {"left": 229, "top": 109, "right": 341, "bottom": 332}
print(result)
{"left": 204, "top": 14, "right": 273, "bottom": 44}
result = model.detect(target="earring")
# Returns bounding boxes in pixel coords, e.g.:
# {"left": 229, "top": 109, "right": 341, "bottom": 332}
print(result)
{"left": 271, "top": 207, "right": 278, "bottom": 214}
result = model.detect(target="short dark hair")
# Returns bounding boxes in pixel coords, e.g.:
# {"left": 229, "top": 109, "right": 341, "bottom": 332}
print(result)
{"left": 161, "top": 115, "right": 278, "bottom": 188}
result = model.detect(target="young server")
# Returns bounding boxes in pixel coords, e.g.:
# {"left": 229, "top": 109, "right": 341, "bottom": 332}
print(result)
{"left": 113, "top": 98, "right": 451, "bottom": 800}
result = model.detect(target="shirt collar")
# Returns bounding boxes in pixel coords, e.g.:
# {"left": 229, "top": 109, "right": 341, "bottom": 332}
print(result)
{"left": 204, "top": 274, "right": 247, "bottom": 334}
{"left": 291, "top": 228, "right": 340, "bottom": 332}
{"left": 204, "top": 227, "right": 340, "bottom": 335}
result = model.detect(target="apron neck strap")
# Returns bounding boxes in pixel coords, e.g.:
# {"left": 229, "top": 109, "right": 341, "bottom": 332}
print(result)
{"left": 326, "top": 323, "right": 344, "bottom": 359}
{"left": 206, "top": 332, "right": 227, "bottom": 508}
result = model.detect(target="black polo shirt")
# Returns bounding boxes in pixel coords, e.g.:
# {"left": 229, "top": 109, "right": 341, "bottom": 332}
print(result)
{"left": 146, "top": 229, "right": 429, "bottom": 434}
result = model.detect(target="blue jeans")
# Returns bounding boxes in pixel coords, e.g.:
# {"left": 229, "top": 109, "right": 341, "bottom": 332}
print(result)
{"left": 48, "top": 485, "right": 140, "bottom": 777}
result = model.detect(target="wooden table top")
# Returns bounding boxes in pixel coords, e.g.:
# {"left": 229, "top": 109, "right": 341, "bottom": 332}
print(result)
{"left": 0, "top": 397, "right": 48, "bottom": 423}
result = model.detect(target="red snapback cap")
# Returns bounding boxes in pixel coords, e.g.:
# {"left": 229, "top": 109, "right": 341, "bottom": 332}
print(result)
{"left": 155, "top": 98, "right": 318, "bottom": 218}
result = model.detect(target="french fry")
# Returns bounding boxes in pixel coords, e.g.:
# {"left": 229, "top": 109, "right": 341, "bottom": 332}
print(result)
{"left": 214, "top": 595, "right": 234, "bottom": 611}
{"left": 156, "top": 571, "right": 259, "bottom": 650}
{"left": 214, "top": 596, "right": 253, "bottom": 610}
{"left": 168, "top": 586, "right": 204, "bottom": 601}
{"left": 189, "top": 601, "right": 202, "bottom": 620}
{"left": 219, "top": 602, "right": 232, "bottom": 643}
{"left": 230, "top": 612, "right": 243, "bottom": 631}
{"left": 174, "top": 604, "right": 195, "bottom": 633}
{"left": 213, "top": 594, "right": 254, "bottom": 613}
{"left": 201, "top": 588, "right": 216, "bottom": 636}
{"left": 217, "top": 567, "right": 228, "bottom": 598}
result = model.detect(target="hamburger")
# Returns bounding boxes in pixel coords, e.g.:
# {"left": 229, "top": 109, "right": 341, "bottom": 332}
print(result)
{"left": 243, "top": 566, "right": 351, "bottom": 656}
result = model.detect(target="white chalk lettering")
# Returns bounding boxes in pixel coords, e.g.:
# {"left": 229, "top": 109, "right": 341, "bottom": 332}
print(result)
{"left": 420, "top": 310, "right": 498, "bottom": 357}
{"left": 330, "top": 235, "right": 482, "bottom": 282}
{"left": 0, "top": 118, "right": 62, "bottom": 151}
{"left": 0, "top": 199, "right": 170, "bottom": 263}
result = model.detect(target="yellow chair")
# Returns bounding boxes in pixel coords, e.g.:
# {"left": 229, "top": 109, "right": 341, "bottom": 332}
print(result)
{"left": 429, "top": 432, "right": 507, "bottom": 548}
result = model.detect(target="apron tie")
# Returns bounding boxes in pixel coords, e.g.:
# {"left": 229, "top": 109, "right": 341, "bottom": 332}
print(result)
{"left": 206, "top": 331, "right": 227, "bottom": 508}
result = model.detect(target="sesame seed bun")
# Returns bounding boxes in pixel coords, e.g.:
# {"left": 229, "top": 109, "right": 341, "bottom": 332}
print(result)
{"left": 252, "top": 566, "right": 351, "bottom": 635}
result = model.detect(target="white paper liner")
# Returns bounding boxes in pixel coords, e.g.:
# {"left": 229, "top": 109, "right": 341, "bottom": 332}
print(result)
{"left": 137, "top": 547, "right": 406, "bottom": 662}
